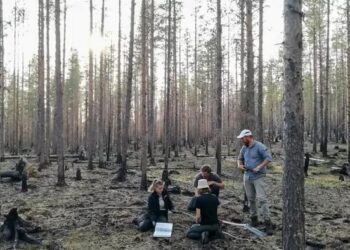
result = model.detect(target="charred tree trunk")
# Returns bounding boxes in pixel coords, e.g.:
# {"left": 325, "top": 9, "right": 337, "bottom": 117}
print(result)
{"left": 194, "top": 0, "right": 198, "bottom": 156}
{"left": 140, "top": 0, "right": 148, "bottom": 190}
{"left": 148, "top": 0, "right": 156, "bottom": 165}
{"left": 257, "top": 0, "right": 264, "bottom": 142}
{"left": 87, "top": 0, "right": 94, "bottom": 170}
{"left": 312, "top": 25, "right": 317, "bottom": 153}
{"left": 216, "top": 0, "right": 222, "bottom": 175}
{"left": 46, "top": 0, "right": 51, "bottom": 163}
{"left": 55, "top": 0, "right": 65, "bottom": 186}
{"left": 347, "top": 0, "right": 350, "bottom": 162}
{"left": 173, "top": 0, "right": 179, "bottom": 158}
{"left": 116, "top": 0, "right": 122, "bottom": 164}
{"left": 163, "top": 0, "right": 172, "bottom": 183}
{"left": 239, "top": 0, "right": 245, "bottom": 131}
{"left": 114, "top": 0, "right": 135, "bottom": 182}
{"left": 98, "top": 0, "right": 105, "bottom": 168}
{"left": 38, "top": 0, "right": 48, "bottom": 170}
{"left": 0, "top": 0, "right": 4, "bottom": 162}
{"left": 246, "top": 0, "right": 255, "bottom": 130}
{"left": 282, "top": 0, "right": 305, "bottom": 248}
{"left": 324, "top": 0, "right": 330, "bottom": 157}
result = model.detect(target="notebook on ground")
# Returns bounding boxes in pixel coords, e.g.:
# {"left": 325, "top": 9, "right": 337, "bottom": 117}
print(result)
{"left": 153, "top": 223, "right": 173, "bottom": 238}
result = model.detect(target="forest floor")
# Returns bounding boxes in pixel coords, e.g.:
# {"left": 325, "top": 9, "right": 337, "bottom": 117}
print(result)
{"left": 0, "top": 142, "right": 350, "bottom": 250}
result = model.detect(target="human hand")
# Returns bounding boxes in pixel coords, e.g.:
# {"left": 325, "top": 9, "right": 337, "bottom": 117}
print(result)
{"left": 207, "top": 181, "right": 216, "bottom": 186}
{"left": 252, "top": 166, "right": 261, "bottom": 173}
{"left": 238, "top": 165, "right": 245, "bottom": 171}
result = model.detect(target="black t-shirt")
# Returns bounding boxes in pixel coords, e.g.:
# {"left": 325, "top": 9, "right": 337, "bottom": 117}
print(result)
{"left": 195, "top": 193, "right": 219, "bottom": 225}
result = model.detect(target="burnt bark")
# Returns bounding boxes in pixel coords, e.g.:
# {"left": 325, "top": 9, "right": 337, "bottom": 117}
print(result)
{"left": 282, "top": 0, "right": 305, "bottom": 248}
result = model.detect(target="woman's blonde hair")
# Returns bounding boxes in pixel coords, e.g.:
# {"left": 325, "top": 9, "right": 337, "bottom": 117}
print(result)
{"left": 148, "top": 179, "right": 164, "bottom": 192}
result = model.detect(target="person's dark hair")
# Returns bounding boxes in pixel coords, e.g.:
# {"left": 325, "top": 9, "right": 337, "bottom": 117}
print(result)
{"left": 201, "top": 164, "right": 212, "bottom": 173}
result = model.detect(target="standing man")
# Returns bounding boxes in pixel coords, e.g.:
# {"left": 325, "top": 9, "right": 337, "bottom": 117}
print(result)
{"left": 237, "top": 129, "right": 273, "bottom": 235}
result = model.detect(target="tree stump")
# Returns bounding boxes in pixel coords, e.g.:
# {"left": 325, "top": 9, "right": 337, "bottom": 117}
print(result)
{"left": 21, "top": 172, "right": 28, "bottom": 192}
{"left": 75, "top": 168, "right": 82, "bottom": 181}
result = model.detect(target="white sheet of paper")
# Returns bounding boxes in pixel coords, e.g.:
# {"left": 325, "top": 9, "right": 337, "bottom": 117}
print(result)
{"left": 153, "top": 222, "right": 173, "bottom": 238}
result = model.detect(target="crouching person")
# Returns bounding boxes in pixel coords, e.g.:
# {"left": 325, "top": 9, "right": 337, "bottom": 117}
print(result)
{"left": 186, "top": 179, "right": 220, "bottom": 244}
{"left": 133, "top": 179, "right": 174, "bottom": 232}
{"left": 188, "top": 165, "right": 224, "bottom": 211}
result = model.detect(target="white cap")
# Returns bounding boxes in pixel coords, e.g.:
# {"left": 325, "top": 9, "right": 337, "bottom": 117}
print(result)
{"left": 237, "top": 129, "right": 253, "bottom": 139}
{"left": 197, "top": 179, "right": 210, "bottom": 189}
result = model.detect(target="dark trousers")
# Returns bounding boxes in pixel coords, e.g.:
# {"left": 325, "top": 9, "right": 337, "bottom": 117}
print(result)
{"left": 134, "top": 211, "right": 168, "bottom": 232}
{"left": 186, "top": 224, "right": 219, "bottom": 240}
{"left": 187, "top": 186, "right": 220, "bottom": 211}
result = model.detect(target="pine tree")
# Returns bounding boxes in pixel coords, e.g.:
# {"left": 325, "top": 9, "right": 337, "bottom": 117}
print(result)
{"left": 282, "top": 0, "right": 305, "bottom": 248}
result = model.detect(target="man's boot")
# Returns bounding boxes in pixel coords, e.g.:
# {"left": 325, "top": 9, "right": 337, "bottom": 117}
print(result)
{"left": 250, "top": 216, "right": 259, "bottom": 227}
{"left": 264, "top": 219, "right": 273, "bottom": 235}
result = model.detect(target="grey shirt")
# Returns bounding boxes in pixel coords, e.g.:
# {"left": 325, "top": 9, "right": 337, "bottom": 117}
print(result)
{"left": 239, "top": 141, "right": 272, "bottom": 180}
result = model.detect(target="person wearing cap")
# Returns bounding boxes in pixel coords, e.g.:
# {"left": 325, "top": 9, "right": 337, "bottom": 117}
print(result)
{"left": 237, "top": 129, "right": 273, "bottom": 235}
{"left": 186, "top": 179, "right": 220, "bottom": 244}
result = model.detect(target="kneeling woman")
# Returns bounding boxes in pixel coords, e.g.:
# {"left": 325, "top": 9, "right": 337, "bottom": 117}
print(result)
{"left": 134, "top": 179, "right": 174, "bottom": 232}
{"left": 186, "top": 179, "right": 220, "bottom": 244}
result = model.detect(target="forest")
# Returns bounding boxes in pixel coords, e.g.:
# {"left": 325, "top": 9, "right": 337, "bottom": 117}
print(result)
{"left": 0, "top": 0, "right": 349, "bottom": 249}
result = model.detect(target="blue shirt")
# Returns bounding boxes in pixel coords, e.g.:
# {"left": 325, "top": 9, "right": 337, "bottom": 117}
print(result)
{"left": 239, "top": 141, "right": 272, "bottom": 180}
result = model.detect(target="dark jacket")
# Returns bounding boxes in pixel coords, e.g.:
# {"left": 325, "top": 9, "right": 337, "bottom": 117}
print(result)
{"left": 148, "top": 190, "right": 174, "bottom": 222}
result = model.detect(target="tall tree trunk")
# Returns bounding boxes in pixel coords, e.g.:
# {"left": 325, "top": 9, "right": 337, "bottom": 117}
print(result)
{"left": 226, "top": 23, "right": 231, "bottom": 156}
{"left": 140, "top": 0, "right": 148, "bottom": 190}
{"left": 347, "top": 0, "right": 350, "bottom": 162}
{"left": 0, "top": 0, "right": 4, "bottom": 162}
{"left": 341, "top": 45, "right": 346, "bottom": 144}
{"left": 173, "top": 0, "right": 179, "bottom": 157}
{"left": 194, "top": 0, "right": 198, "bottom": 156}
{"left": 114, "top": 0, "right": 135, "bottom": 182}
{"left": 283, "top": 0, "right": 305, "bottom": 248}
{"left": 38, "top": 0, "right": 47, "bottom": 170}
{"left": 19, "top": 56, "right": 24, "bottom": 152}
{"left": 324, "top": 0, "right": 330, "bottom": 157}
{"left": 216, "top": 0, "right": 222, "bottom": 175}
{"left": 163, "top": 0, "right": 172, "bottom": 183}
{"left": 63, "top": 0, "right": 67, "bottom": 148}
{"left": 148, "top": 0, "right": 156, "bottom": 165}
{"left": 46, "top": 0, "right": 51, "bottom": 162}
{"left": 13, "top": 4, "right": 17, "bottom": 155}
{"left": 319, "top": 14, "right": 324, "bottom": 154}
{"left": 312, "top": 25, "right": 317, "bottom": 153}
{"left": 239, "top": 0, "right": 245, "bottom": 133}
{"left": 116, "top": 0, "right": 122, "bottom": 164}
{"left": 88, "top": 0, "right": 94, "bottom": 169}
{"left": 246, "top": 0, "right": 255, "bottom": 130}
{"left": 257, "top": 0, "right": 264, "bottom": 141}
{"left": 98, "top": 0, "right": 105, "bottom": 168}
{"left": 55, "top": 0, "right": 65, "bottom": 186}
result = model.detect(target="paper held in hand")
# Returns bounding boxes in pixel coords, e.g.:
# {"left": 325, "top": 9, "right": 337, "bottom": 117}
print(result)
{"left": 153, "top": 223, "right": 173, "bottom": 238}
